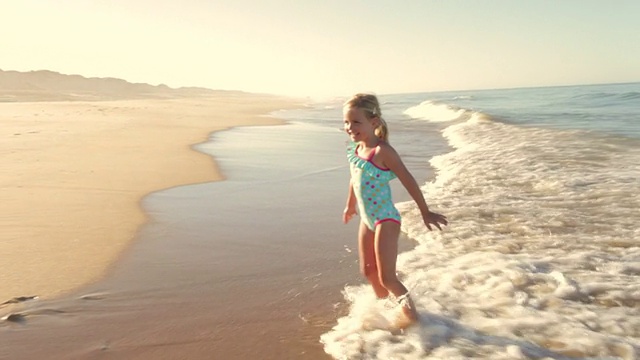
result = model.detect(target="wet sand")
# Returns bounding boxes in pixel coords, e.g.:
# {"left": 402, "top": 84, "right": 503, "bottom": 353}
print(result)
{"left": 1, "top": 90, "right": 428, "bottom": 359}
{"left": 0, "top": 95, "right": 296, "bottom": 303}
{"left": 1, "top": 121, "right": 367, "bottom": 359}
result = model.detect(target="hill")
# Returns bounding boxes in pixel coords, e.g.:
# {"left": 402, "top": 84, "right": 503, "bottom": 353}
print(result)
{"left": 0, "top": 69, "right": 237, "bottom": 102}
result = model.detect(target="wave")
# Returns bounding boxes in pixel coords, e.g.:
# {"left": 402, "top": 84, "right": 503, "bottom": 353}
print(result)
{"left": 321, "top": 116, "right": 640, "bottom": 359}
{"left": 619, "top": 91, "right": 640, "bottom": 100}
{"left": 403, "top": 100, "right": 469, "bottom": 122}
{"left": 570, "top": 90, "right": 640, "bottom": 102}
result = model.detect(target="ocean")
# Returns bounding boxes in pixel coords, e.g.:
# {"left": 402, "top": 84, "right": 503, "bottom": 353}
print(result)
{"left": 277, "top": 82, "right": 640, "bottom": 359}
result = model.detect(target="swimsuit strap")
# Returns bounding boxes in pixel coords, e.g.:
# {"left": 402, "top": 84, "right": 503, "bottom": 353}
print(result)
{"left": 369, "top": 145, "right": 379, "bottom": 161}
{"left": 356, "top": 143, "right": 379, "bottom": 161}
{"left": 347, "top": 142, "right": 397, "bottom": 180}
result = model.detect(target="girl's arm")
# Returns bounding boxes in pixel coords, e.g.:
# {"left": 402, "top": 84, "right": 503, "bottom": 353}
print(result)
{"left": 343, "top": 179, "right": 357, "bottom": 224}
{"left": 378, "top": 144, "right": 448, "bottom": 230}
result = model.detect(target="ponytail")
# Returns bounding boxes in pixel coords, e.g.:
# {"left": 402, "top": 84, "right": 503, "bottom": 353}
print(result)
{"left": 344, "top": 93, "right": 390, "bottom": 142}
{"left": 375, "top": 117, "right": 389, "bottom": 142}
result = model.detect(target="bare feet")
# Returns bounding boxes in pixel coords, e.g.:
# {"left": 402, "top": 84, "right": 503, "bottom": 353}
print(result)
{"left": 395, "top": 293, "right": 418, "bottom": 330}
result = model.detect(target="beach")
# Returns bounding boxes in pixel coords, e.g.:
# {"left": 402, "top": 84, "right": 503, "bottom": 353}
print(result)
{"left": 1, "top": 94, "right": 297, "bottom": 302}
{"left": 2, "top": 1, "right": 637, "bottom": 358}
{"left": 5, "top": 72, "right": 637, "bottom": 359}
{"left": 1, "top": 72, "right": 376, "bottom": 359}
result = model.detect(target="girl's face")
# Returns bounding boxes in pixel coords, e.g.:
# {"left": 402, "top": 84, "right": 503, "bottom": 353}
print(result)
{"left": 343, "top": 107, "right": 376, "bottom": 142}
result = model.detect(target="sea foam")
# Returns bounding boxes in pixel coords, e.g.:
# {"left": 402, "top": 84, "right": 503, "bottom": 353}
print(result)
{"left": 403, "top": 100, "right": 468, "bottom": 122}
{"left": 322, "top": 103, "right": 640, "bottom": 359}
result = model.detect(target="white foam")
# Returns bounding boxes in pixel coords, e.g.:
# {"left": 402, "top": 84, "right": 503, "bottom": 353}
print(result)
{"left": 403, "top": 100, "right": 468, "bottom": 122}
{"left": 322, "top": 115, "right": 640, "bottom": 359}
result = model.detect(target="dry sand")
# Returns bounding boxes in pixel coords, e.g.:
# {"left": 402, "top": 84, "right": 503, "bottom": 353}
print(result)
{"left": 0, "top": 93, "right": 300, "bottom": 304}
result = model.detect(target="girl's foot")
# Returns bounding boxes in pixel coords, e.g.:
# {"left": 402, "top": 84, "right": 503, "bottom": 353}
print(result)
{"left": 395, "top": 293, "right": 418, "bottom": 329}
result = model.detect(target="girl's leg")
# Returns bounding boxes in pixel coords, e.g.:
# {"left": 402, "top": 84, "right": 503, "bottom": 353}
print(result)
{"left": 375, "top": 221, "right": 418, "bottom": 321}
{"left": 358, "top": 221, "right": 389, "bottom": 298}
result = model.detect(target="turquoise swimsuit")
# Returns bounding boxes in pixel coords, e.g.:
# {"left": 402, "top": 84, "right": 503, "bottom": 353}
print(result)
{"left": 347, "top": 142, "right": 401, "bottom": 230}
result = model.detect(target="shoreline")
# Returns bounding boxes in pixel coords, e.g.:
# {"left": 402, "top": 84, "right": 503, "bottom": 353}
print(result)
{"left": 3, "top": 118, "right": 360, "bottom": 360}
{"left": 2, "top": 98, "right": 440, "bottom": 359}
{"left": 0, "top": 95, "right": 302, "bottom": 308}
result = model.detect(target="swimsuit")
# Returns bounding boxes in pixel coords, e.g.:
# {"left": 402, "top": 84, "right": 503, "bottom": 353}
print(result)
{"left": 347, "top": 142, "right": 401, "bottom": 230}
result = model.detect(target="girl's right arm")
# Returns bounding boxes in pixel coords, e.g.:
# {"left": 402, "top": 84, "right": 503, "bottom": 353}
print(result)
{"left": 343, "top": 180, "right": 357, "bottom": 224}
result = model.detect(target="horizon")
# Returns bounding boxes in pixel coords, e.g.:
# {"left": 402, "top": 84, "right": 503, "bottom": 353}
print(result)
{"left": 2, "top": 67, "right": 639, "bottom": 100}
{"left": 6, "top": 68, "right": 640, "bottom": 97}
{"left": 3, "top": 1, "right": 640, "bottom": 98}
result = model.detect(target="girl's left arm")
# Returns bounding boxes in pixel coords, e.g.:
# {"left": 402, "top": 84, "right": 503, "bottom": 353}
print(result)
{"left": 380, "top": 144, "right": 448, "bottom": 230}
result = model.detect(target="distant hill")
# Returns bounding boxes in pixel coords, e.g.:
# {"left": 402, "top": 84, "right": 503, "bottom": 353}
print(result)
{"left": 0, "top": 69, "right": 239, "bottom": 102}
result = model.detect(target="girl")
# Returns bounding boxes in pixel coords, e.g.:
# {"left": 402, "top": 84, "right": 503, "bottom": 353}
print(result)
{"left": 342, "top": 93, "right": 448, "bottom": 326}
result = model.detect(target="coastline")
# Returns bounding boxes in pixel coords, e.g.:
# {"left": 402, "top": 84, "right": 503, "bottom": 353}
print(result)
{"left": 2, "top": 118, "right": 362, "bottom": 360}
{"left": 2, "top": 94, "right": 442, "bottom": 359}
{"left": 0, "top": 94, "right": 301, "bottom": 305}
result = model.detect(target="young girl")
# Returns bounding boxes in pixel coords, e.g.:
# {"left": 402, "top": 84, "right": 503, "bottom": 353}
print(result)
{"left": 342, "top": 93, "right": 448, "bottom": 326}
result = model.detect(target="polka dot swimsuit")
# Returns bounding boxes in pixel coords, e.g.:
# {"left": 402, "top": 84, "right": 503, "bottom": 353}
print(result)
{"left": 347, "top": 142, "right": 401, "bottom": 230}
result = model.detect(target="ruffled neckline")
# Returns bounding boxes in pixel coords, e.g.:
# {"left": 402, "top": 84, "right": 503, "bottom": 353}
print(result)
{"left": 346, "top": 142, "right": 397, "bottom": 181}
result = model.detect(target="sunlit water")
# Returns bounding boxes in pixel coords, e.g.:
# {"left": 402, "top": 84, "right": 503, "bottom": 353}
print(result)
{"left": 279, "top": 83, "right": 640, "bottom": 359}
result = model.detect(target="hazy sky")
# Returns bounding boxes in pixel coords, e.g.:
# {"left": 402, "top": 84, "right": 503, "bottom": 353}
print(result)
{"left": 2, "top": 0, "right": 639, "bottom": 97}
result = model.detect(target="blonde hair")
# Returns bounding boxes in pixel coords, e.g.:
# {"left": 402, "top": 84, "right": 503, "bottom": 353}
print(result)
{"left": 344, "top": 93, "right": 389, "bottom": 142}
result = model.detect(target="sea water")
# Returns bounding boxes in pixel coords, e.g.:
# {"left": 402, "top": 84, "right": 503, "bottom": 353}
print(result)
{"left": 278, "top": 83, "right": 640, "bottom": 359}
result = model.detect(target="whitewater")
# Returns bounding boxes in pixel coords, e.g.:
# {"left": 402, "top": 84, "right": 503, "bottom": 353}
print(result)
{"left": 282, "top": 83, "right": 640, "bottom": 359}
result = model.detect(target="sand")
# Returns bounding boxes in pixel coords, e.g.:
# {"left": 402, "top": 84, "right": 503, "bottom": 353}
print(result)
{"left": 0, "top": 74, "right": 436, "bottom": 359}
{"left": 0, "top": 72, "right": 361, "bottom": 359}
{"left": 0, "top": 93, "right": 300, "bottom": 304}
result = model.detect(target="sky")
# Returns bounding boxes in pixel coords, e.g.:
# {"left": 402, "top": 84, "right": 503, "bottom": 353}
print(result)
{"left": 2, "top": 0, "right": 639, "bottom": 97}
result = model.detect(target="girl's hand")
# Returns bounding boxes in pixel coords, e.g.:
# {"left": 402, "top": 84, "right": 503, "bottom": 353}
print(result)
{"left": 423, "top": 211, "right": 448, "bottom": 231}
{"left": 343, "top": 206, "right": 357, "bottom": 224}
